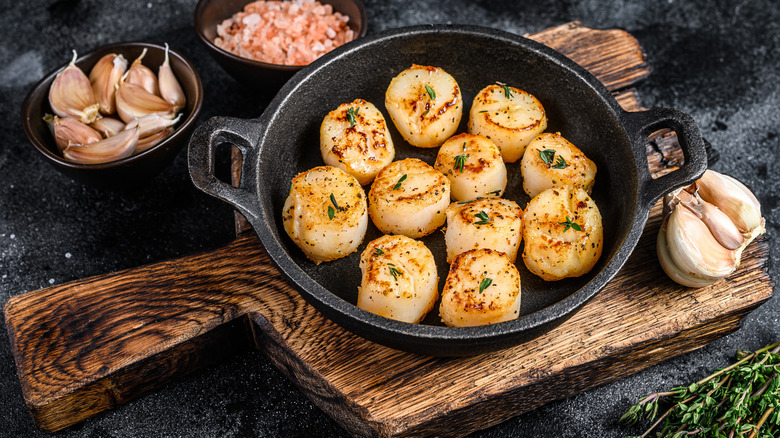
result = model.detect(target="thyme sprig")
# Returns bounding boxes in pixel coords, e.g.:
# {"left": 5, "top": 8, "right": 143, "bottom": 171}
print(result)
{"left": 474, "top": 210, "right": 491, "bottom": 225}
{"left": 621, "top": 342, "right": 780, "bottom": 438}
{"left": 559, "top": 216, "right": 582, "bottom": 232}
{"left": 346, "top": 106, "right": 359, "bottom": 127}
{"left": 496, "top": 81, "right": 512, "bottom": 99}
{"left": 454, "top": 153, "right": 469, "bottom": 173}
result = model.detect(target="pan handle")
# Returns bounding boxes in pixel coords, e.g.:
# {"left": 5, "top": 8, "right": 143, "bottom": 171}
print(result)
{"left": 188, "top": 116, "right": 264, "bottom": 223}
{"left": 622, "top": 108, "right": 708, "bottom": 208}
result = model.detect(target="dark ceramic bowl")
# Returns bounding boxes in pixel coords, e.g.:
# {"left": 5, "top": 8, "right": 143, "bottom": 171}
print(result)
{"left": 189, "top": 25, "right": 707, "bottom": 356}
{"left": 21, "top": 42, "right": 203, "bottom": 188}
{"left": 194, "top": 0, "right": 367, "bottom": 93}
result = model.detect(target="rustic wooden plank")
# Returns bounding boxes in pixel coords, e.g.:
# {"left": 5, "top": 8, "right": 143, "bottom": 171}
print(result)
{"left": 527, "top": 21, "right": 651, "bottom": 91}
{"left": 4, "top": 23, "right": 771, "bottom": 436}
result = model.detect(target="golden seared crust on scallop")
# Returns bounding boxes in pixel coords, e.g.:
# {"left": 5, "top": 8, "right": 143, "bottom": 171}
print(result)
{"left": 444, "top": 197, "right": 523, "bottom": 263}
{"left": 434, "top": 133, "right": 507, "bottom": 201}
{"left": 385, "top": 64, "right": 463, "bottom": 148}
{"left": 468, "top": 84, "right": 547, "bottom": 163}
{"left": 282, "top": 166, "right": 368, "bottom": 264}
{"left": 439, "top": 248, "right": 521, "bottom": 327}
{"left": 368, "top": 158, "right": 450, "bottom": 238}
{"left": 521, "top": 132, "right": 597, "bottom": 198}
{"left": 320, "top": 99, "right": 395, "bottom": 186}
{"left": 522, "top": 186, "right": 603, "bottom": 281}
{"left": 357, "top": 234, "right": 438, "bottom": 323}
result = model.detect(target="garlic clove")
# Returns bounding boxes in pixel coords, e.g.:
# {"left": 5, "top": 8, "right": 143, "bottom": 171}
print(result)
{"left": 657, "top": 223, "right": 719, "bottom": 288}
{"left": 134, "top": 127, "right": 172, "bottom": 154}
{"left": 44, "top": 114, "right": 102, "bottom": 152}
{"left": 63, "top": 131, "right": 139, "bottom": 164}
{"left": 90, "top": 117, "right": 125, "bottom": 138}
{"left": 666, "top": 205, "right": 737, "bottom": 281}
{"left": 124, "top": 48, "right": 159, "bottom": 96}
{"left": 48, "top": 50, "right": 100, "bottom": 124}
{"left": 115, "top": 81, "right": 175, "bottom": 123}
{"left": 129, "top": 112, "right": 181, "bottom": 138}
{"left": 158, "top": 43, "right": 186, "bottom": 110}
{"left": 89, "top": 53, "right": 128, "bottom": 115}
{"left": 62, "top": 124, "right": 139, "bottom": 164}
{"left": 698, "top": 200, "right": 744, "bottom": 250}
{"left": 695, "top": 170, "right": 762, "bottom": 234}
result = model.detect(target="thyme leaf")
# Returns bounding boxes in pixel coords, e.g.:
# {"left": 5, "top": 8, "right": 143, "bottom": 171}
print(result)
{"left": 478, "top": 277, "right": 493, "bottom": 294}
{"left": 425, "top": 84, "right": 436, "bottom": 100}
{"left": 393, "top": 174, "right": 407, "bottom": 190}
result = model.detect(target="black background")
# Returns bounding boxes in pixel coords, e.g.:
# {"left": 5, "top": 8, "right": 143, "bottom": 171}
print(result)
{"left": 0, "top": 0, "right": 777, "bottom": 436}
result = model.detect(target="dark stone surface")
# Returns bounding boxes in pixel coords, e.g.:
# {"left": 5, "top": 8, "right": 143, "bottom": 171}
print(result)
{"left": 0, "top": 0, "right": 777, "bottom": 437}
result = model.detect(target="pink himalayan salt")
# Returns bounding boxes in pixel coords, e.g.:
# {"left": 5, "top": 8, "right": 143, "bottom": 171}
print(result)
{"left": 214, "top": 0, "right": 355, "bottom": 66}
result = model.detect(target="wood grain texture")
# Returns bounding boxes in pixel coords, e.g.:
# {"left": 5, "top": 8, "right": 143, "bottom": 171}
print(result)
{"left": 4, "top": 22, "right": 773, "bottom": 435}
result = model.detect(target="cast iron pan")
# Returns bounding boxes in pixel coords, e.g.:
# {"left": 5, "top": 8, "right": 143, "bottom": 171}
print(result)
{"left": 188, "top": 25, "right": 707, "bottom": 356}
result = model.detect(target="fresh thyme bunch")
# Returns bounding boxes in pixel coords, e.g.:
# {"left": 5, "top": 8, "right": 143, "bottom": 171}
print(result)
{"left": 621, "top": 342, "right": 780, "bottom": 438}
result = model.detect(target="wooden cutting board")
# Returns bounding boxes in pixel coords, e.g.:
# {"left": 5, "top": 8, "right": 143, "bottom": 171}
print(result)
{"left": 4, "top": 22, "right": 772, "bottom": 436}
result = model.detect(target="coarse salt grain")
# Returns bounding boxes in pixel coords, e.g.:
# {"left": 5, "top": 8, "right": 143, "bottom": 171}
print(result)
{"left": 214, "top": 0, "right": 355, "bottom": 66}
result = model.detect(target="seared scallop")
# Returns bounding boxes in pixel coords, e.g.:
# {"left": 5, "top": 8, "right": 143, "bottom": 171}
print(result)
{"left": 522, "top": 186, "right": 603, "bottom": 281}
{"left": 368, "top": 158, "right": 450, "bottom": 238}
{"left": 444, "top": 198, "right": 523, "bottom": 263}
{"left": 521, "top": 132, "right": 597, "bottom": 198}
{"left": 434, "top": 133, "right": 507, "bottom": 201}
{"left": 357, "top": 234, "right": 438, "bottom": 323}
{"left": 439, "top": 248, "right": 521, "bottom": 327}
{"left": 282, "top": 166, "right": 368, "bottom": 264}
{"left": 385, "top": 64, "right": 463, "bottom": 148}
{"left": 320, "top": 99, "right": 395, "bottom": 186}
{"left": 468, "top": 83, "right": 547, "bottom": 163}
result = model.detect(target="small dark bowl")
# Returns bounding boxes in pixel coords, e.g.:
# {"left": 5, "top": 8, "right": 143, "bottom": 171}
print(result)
{"left": 194, "top": 0, "right": 367, "bottom": 94}
{"left": 21, "top": 42, "right": 204, "bottom": 189}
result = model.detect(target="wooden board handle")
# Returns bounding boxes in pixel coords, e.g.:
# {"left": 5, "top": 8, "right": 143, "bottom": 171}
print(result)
{"left": 3, "top": 234, "right": 282, "bottom": 432}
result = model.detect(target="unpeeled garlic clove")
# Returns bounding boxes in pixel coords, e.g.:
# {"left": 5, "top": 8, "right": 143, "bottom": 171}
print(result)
{"left": 124, "top": 48, "right": 159, "bottom": 96}
{"left": 158, "top": 43, "right": 186, "bottom": 110}
{"left": 666, "top": 205, "right": 737, "bottom": 281}
{"left": 62, "top": 124, "right": 139, "bottom": 164}
{"left": 134, "top": 127, "right": 172, "bottom": 154}
{"left": 48, "top": 50, "right": 100, "bottom": 124}
{"left": 129, "top": 112, "right": 181, "bottom": 138}
{"left": 115, "top": 81, "right": 175, "bottom": 123}
{"left": 44, "top": 113, "right": 102, "bottom": 152}
{"left": 89, "top": 53, "right": 128, "bottom": 115}
{"left": 90, "top": 117, "right": 125, "bottom": 138}
{"left": 698, "top": 201, "right": 744, "bottom": 250}
{"left": 695, "top": 170, "right": 762, "bottom": 234}
{"left": 657, "top": 223, "right": 719, "bottom": 288}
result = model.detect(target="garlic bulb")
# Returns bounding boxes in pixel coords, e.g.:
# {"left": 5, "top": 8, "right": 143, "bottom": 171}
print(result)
{"left": 657, "top": 169, "right": 765, "bottom": 287}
